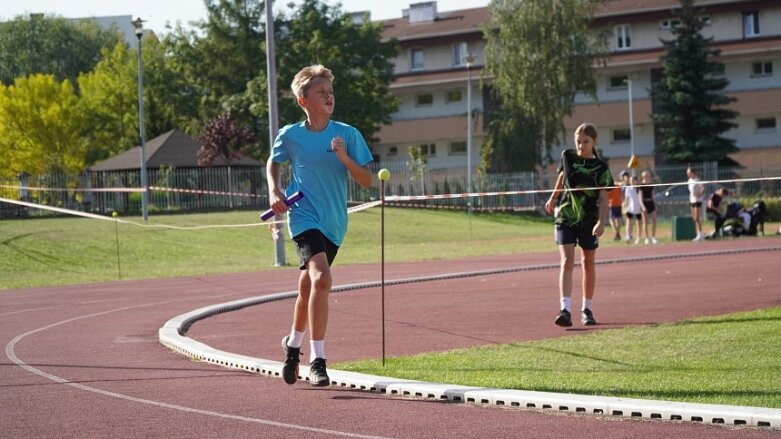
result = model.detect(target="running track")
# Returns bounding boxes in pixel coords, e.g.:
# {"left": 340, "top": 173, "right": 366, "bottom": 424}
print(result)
{"left": 2, "top": 237, "right": 780, "bottom": 438}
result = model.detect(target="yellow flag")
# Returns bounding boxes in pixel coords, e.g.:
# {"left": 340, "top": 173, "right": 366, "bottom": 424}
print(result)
{"left": 627, "top": 155, "right": 639, "bottom": 169}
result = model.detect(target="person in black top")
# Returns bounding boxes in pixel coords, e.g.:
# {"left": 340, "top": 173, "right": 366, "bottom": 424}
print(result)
{"left": 638, "top": 170, "right": 658, "bottom": 244}
{"left": 706, "top": 188, "right": 730, "bottom": 238}
{"left": 544, "top": 123, "right": 613, "bottom": 327}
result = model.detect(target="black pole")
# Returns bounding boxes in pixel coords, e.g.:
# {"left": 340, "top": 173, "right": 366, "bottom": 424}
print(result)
{"left": 381, "top": 182, "right": 386, "bottom": 367}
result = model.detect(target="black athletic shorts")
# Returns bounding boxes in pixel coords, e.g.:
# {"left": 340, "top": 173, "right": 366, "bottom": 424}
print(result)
{"left": 292, "top": 229, "right": 339, "bottom": 270}
{"left": 555, "top": 224, "right": 599, "bottom": 250}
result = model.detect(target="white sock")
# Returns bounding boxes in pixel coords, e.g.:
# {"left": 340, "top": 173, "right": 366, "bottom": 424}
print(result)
{"left": 583, "top": 299, "right": 593, "bottom": 311}
{"left": 310, "top": 340, "right": 325, "bottom": 362}
{"left": 560, "top": 297, "right": 571, "bottom": 312}
{"left": 287, "top": 329, "right": 305, "bottom": 348}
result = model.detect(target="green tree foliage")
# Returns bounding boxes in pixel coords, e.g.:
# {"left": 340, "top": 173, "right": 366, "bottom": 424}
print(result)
{"left": 77, "top": 42, "right": 138, "bottom": 163}
{"left": 652, "top": 0, "right": 738, "bottom": 166}
{"left": 0, "top": 74, "right": 87, "bottom": 177}
{"left": 0, "top": 14, "right": 121, "bottom": 86}
{"left": 274, "top": 0, "right": 399, "bottom": 147}
{"left": 483, "top": 0, "right": 608, "bottom": 171}
{"left": 78, "top": 34, "right": 183, "bottom": 165}
{"left": 163, "top": 0, "right": 267, "bottom": 135}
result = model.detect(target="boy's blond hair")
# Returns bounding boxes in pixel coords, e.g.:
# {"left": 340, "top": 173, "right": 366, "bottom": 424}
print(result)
{"left": 291, "top": 64, "right": 335, "bottom": 99}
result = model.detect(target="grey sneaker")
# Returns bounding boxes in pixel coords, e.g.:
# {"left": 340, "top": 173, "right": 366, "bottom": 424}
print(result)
{"left": 554, "top": 309, "right": 572, "bottom": 327}
{"left": 308, "top": 358, "right": 330, "bottom": 387}
{"left": 582, "top": 308, "right": 597, "bottom": 326}
{"left": 281, "top": 336, "right": 300, "bottom": 385}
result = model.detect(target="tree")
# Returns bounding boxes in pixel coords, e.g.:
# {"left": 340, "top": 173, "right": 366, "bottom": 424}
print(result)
{"left": 0, "top": 74, "right": 87, "bottom": 178}
{"left": 77, "top": 42, "right": 139, "bottom": 163}
{"left": 0, "top": 14, "right": 121, "bottom": 86}
{"left": 274, "top": 0, "right": 398, "bottom": 148}
{"left": 652, "top": 0, "right": 738, "bottom": 166}
{"left": 483, "top": 0, "right": 608, "bottom": 172}
{"left": 197, "top": 112, "right": 255, "bottom": 166}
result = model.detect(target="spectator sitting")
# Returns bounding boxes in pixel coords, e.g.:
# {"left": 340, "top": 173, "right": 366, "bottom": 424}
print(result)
{"left": 706, "top": 188, "right": 730, "bottom": 238}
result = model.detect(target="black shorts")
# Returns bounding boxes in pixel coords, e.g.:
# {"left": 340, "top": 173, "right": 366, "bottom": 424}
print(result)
{"left": 626, "top": 212, "right": 641, "bottom": 220}
{"left": 609, "top": 206, "right": 622, "bottom": 219}
{"left": 690, "top": 202, "right": 702, "bottom": 208}
{"left": 643, "top": 200, "right": 656, "bottom": 214}
{"left": 555, "top": 224, "right": 599, "bottom": 250}
{"left": 292, "top": 229, "right": 339, "bottom": 270}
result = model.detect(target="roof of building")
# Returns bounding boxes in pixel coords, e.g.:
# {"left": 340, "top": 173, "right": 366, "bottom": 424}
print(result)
{"left": 380, "top": 7, "right": 488, "bottom": 41}
{"left": 89, "top": 129, "right": 261, "bottom": 172}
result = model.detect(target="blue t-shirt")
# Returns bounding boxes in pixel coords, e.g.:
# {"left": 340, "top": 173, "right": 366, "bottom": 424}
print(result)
{"left": 270, "top": 120, "right": 373, "bottom": 246}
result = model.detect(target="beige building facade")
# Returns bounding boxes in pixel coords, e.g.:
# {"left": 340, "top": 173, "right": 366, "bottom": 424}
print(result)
{"left": 374, "top": 0, "right": 781, "bottom": 172}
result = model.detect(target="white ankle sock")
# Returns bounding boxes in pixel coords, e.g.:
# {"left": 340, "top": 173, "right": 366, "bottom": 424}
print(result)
{"left": 583, "top": 299, "right": 593, "bottom": 311}
{"left": 560, "top": 297, "right": 571, "bottom": 312}
{"left": 310, "top": 340, "right": 325, "bottom": 362}
{"left": 287, "top": 329, "right": 305, "bottom": 348}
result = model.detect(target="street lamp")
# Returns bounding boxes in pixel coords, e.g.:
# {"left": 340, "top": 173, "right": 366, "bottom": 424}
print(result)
{"left": 465, "top": 52, "right": 474, "bottom": 210}
{"left": 133, "top": 17, "right": 149, "bottom": 221}
{"left": 625, "top": 76, "right": 636, "bottom": 175}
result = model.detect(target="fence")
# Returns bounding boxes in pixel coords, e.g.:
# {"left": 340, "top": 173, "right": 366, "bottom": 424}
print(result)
{"left": 2, "top": 161, "right": 779, "bottom": 219}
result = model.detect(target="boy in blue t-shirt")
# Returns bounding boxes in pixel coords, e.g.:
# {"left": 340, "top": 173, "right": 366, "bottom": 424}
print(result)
{"left": 267, "top": 65, "right": 373, "bottom": 386}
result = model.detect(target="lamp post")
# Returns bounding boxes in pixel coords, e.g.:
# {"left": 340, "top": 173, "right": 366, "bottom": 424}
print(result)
{"left": 133, "top": 17, "right": 149, "bottom": 221}
{"left": 625, "top": 77, "right": 636, "bottom": 175}
{"left": 265, "top": 1, "right": 286, "bottom": 266}
{"left": 465, "top": 52, "right": 474, "bottom": 210}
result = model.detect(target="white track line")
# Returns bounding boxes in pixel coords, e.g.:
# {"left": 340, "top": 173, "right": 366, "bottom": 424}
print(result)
{"left": 5, "top": 301, "right": 394, "bottom": 439}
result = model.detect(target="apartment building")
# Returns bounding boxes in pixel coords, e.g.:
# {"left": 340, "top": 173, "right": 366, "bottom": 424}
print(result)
{"left": 374, "top": 0, "right": 781, "bottom": 172}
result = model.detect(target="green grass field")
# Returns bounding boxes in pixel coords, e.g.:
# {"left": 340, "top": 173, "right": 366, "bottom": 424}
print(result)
{"left": 2, "top": 208, "right": 779, "bottom": 408}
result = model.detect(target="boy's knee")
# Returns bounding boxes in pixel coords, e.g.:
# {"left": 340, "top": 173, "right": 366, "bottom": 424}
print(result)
{"left": 311, "top": 271, "right": 332, "bottom": 292}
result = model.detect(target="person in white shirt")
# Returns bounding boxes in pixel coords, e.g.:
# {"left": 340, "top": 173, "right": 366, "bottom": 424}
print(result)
{"left": 621, "top": 172, "right": 643, "bottom": 244}
{"left": 687, "top": 167, "right": 706, "bottom": 241}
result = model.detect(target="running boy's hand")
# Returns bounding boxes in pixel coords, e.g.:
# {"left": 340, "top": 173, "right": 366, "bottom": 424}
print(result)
{"left": 331, "top": 136, "right": 347, "bottom": 161}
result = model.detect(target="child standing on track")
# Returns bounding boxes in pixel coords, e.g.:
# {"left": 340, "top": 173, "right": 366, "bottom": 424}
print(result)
{"left": 267, "top": 64, "right": 373, "bottom": 386}
{"left": 639, "top": 170, "right": 658, "bottom": 244}
{"left": 544, "top": 123, "right": 613, "bottom": 327}
{"left": 687, "top": 167, "right": 706, "bottom": 241}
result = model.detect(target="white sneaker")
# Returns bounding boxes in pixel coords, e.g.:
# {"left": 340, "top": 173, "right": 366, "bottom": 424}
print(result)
{"left": 651, "top": 237, "right": 658, "bottom": 244}
{"left": 644, "top": 238, "right": 650, "bottom": 245}
{"left": 634, "top": 237, "right": 640, "bottom": 244}
{"left": 624, "top": 235, "right": 632, "bottom": 243}
{"left": 692, "top": 234, "right": 703, "bottom": 242}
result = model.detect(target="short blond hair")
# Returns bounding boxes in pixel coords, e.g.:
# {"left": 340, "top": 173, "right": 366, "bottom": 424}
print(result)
{"left": 291, "top": 64, "right": 334, "bottom": 99}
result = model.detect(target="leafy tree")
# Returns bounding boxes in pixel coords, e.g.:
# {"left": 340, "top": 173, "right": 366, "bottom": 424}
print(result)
{"left": 163, "top": 0, "right": 266, "bottom": 135}
{"left": 0, "top": 14, "right": 121, "bottom": 86}
{"left": 274, "top": 0, "right": 398, "bottom": 147}
{"left": 483, "top": 0, "right": 608, "bottom": 171}
{"left": 197, "top": 112, "right": 256, "bottom": 166}
{"left": 652, "top": 0, "right": 738, "bottom": 166}
{"left": 0, "top": 74, "right": 87, "bottom": 177}
{"left": 77, "top": 42, "right": 138, "bottom": 163}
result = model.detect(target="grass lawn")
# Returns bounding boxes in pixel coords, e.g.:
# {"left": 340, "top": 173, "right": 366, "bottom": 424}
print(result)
{"left": 2, "top": 208, "right": 780, "bottom": 408}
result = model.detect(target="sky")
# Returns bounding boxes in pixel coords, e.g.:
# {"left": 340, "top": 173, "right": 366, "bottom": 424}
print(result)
{"left": 1, "top": 0, "right": 490, "bottom": 35}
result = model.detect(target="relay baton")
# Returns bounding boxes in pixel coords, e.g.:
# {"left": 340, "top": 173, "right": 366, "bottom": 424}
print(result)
{"left": 260, "top": 191, "right": 304, "bottom": 220}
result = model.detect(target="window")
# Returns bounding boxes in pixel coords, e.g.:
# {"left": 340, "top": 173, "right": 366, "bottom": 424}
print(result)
{"left": 615, "top": 25, "right": 632, "bottom": 50}
{"left": 387, "top": 146, "right": 398, "bottom": 156}
{"left": 453, "top": 42, "right": 468, "bottom": 67}
{"left": 446, "top": 90, "right": 462, "bottom": 103}
{"left": 415, "top": 93, "right": 433, "bottom": 106}
{"left": 609, "top": 75, "right": 628, "bottom": 89}
{"left": 700, "top": 15, "right": 712, "bottom": 26}
{"left": 411, "top": 48, "right": 424, "bottom": 70}
{"left": 612, "top": 128, "right": 631, "bottom": 143}
{"left": 743, "top": 12, "right": 759, "bottom": 38}
{"left": 751, "top": 61, "right": 773, "bottom": 77}
{"left": 419, "top": 143, "right": 436, "bottom": 157}
{"left": 449, "top": 141, "right": 467, "bottom": 155}
{"left": 756, "top": 117, "right": 776, "bottom": 130}
{"left": 660, "top": 19, "right": 681, "bottom": 29}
